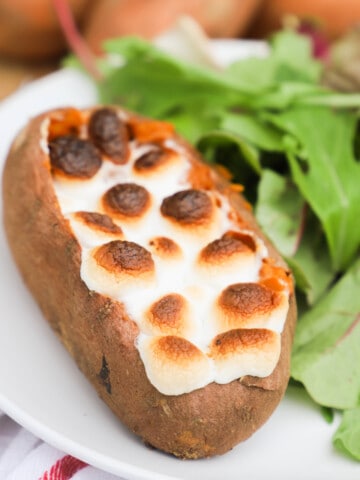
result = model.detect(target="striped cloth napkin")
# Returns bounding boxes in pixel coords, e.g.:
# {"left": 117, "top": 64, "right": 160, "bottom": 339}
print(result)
{"left": 0, "top": 410, "right": 122, "bottom": 480}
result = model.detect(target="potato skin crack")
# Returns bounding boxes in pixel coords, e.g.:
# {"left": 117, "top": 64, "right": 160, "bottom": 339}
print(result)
{"left": 98, "top": 355, "right": 112, "bottom": 394}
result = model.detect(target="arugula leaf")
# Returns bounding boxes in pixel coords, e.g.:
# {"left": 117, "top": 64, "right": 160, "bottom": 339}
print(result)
{"left": 255, "top": 169, "right": 304, "bottom": 257}
{"left": 226, "top": 30, "right": 321, "bottom": 91}
{"left": 270, "top": 29, "right": 321, "bottom": 83}
{"left": 99, "top": 35, "right": 360, "bottom": 118}
{"left": 198, "top": 129, "right": 261, "bottom": 174}
{"left": 267, "top": 106, "right": 360, "bottom": 271}
{"left": 288, "top": 225, "right": 334, "bottom": 305}
{"left": 255, "top": 170, "right": 334, "bottom": 303}
{"left": 333, "top": 407, "right": 360, "bottom": 460}
{"left": 164, "top": 106, "right": 221, "bottom": 144}
{"left": 291, "top": 257, "right": 360, "bottom": 409}
{"left": 98, "top": 36, "right": 254, "bottom": 117}
{"left": 220, "top": 112, "right": 284, "bottom": 153}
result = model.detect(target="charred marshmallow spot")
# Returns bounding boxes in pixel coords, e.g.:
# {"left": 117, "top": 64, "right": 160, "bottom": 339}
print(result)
{"left": 195, "top": 231, "right": 266, "bottom": 288}
{"left": 69, "top": 211, "right": 123, "bottom": 247}
{"left": 199, "top": 232, "right": 256, "bottom": 263}
{"left": 142, "top": 293, "right": 191, "bottom": 337}
{"left": 133, "top": 147, "right": 182, "bottom": 178}
{"left": 102, "top": 183, "right": 151, "bottom": 220}
{"left": 160, "top": 189, "right": 213, "bottom": 227}
{"left": 216, "top": 283, "right": 288, "bottom": 332}
{"left": 134, "top": 148, "right": 169, "bottom": 172}
{"left": 137, "top": 335, "right": 212, "bottom": 395}
{"left": 88, "top": 107, "right": 130, "bottom": 164}
{"left": 82, "top": 240, "right": 155, "bottom": 297}
{"left": 148, "top": 236, "right": 182, "bottom": 260}
{"left": 158, "top": 189, "right": 224, "bottom": 246}
{"left": 74, "top": 211, "right": 122, "bottom": 234}
{"left": 130, "top": 148, "right": 191, "bottom": 202}
{"left": 49, "top": 135, "right": 102, "bottom": 179}
{"left": 94, "top": 240, "right": 154, "bottom": 275}
{"left": 210, "top": 328, "right": 281, "bottom": 382}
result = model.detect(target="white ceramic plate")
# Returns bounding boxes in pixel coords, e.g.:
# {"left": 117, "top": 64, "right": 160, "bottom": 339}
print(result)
{"left": 0, "top": 42, "right": 359, "bottom": 480}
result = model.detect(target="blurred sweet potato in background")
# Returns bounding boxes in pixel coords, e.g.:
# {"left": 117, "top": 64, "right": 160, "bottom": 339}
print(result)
{"left": 0, "top": 0, "right": 264, "bottom": 62}
{"left": 82, "top": 0, "right": 264, "bottom": 54}
{"left": 0, "top": 0, "right": 91, "bottom": 61}
{"left": 1, "top": 0, "right": 359, "bottom": 63}
{"left": 0, "top": 0, "right": 359, "bottom": 99}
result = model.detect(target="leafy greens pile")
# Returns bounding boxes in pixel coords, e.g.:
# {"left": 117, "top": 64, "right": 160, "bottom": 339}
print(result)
{"left": 70, "top": 30, "right": 360, "bottom": 460}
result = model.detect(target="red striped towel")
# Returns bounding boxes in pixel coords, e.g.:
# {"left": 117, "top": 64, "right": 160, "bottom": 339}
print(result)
{"left": 0, "top": 410, "right": 121, "bottom": 480}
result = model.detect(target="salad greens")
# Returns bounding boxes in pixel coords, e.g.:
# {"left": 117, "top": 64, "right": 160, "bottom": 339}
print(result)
{"left": 68, "top": 29, "right": 360, "bottom": 461}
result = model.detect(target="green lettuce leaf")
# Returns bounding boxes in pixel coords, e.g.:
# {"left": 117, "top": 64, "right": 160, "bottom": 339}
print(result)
{"left": 220, "top": 113, "right": 284, "bottom": 152}
{"left": 255, "top": 169, "right": 334, "bottom": 303}
{"left": 287, "top": 225, "right": 334, "bottom": 305}
{"left": 291, "top": 257, "right": 360, "bottom": 409}
{"left": 197, "top": 129, "right": 261, "bottom": 174}
{"left": 255, "top": 169, "right": 304, "bottom": 257}
{"left": 333, "top": 408, "right": 360, "bottom": 460}
{"left": 98, "top": 36, "right": 253, "bottom": 117}
{"left": 98, "top": 34, "right": 360, "bottom": 119}
{"left": 267, "top": 106, "right": 360, "bottom": 271}
{"left": 226, "top": 30, "right": 321, "bottom": 91}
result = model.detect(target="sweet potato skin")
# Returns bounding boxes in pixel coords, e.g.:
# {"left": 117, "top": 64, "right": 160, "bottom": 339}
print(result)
{"left": 2, "top": 108, "right": 296, "bottom": 459}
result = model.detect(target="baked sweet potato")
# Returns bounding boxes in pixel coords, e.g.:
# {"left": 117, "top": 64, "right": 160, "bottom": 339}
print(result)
{"left": 2, "top": 106, "right": 296, "bottom": 459}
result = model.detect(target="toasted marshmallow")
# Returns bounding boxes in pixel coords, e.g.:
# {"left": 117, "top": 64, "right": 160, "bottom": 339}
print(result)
{"left": 82, "top": 240, "right": 155, "bottom": 297}
{"left": 133, "top": 147, "right": 183, "bottom": 178}
{"left": 101, "top": 182, "right": 152, "bottom": 222}
{"left": 159, "top": 189, "right": 228, "bottom": 249}
{"left": 137, "top": 335, "right": 213, "bottom": 395}
{"left": 215, "top": 282, "right": 289, "bottom": 333}
{"left": 141, "top": 293, "right": 193, "bottom": 337}
{"left": 49, "top": 135, "right": 102, "bottom": 179}
{"left": 88, "top": 107, "right": 130, "bottom": 164}
{"left": 195, "top": 231, "right": 266, "bottom": 288}
{"left": 161, "top": 189, "right": 213, "bottom": 227}
{"left": 48, "top": 107, "right": 292, "bottom": 396}
{"left": 148, "top": 236, "right": 182, "bottom": 261}
{"left": 210, "top": 328, "right": 281, "bottom": 382}
{"left": 68, "top": 211, "right": 123, "bottom": 247}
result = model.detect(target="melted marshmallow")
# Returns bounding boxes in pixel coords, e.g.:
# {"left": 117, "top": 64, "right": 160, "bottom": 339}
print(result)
{"left": 46, "top": 108, "right": 291, "bottom": 396}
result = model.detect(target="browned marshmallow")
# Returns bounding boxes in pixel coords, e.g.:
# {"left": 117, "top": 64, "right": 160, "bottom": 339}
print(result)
{"left": 88, "top": 107, "right": 130, "bottom": 164}
{"left": 102, "top": 183, "right": 151, "bottom": 220}
{"left": 216, "top": 282, "right": 283, "bottom": 331}
{"left": 83, "top": 240, "right": 155, "bottom": 297}
{"left": 44, "top": 106, "right": 293, "bottom": 397}
{"left": 133, "top": 147, "right": 180, "bottom": 177}
{"left": 210, "top": 328, "right": 281, "bottom": 381}
{"left": 148, "top": 236, "right": 182, "bottom": 260}
{"left": 70, "top": 211, "right": 124, "bottom": 246}
{"left": 137, "top": 335, "right": 212, "bottom": 395}
{"left": 160, "top": 189, "right": 213, "bottom": 227}
{"left": 195, "top": 231, "right": 262, "bottom": 285}
{"left": 49, "top": 135, "right": 102, "bottom": 179}
{"left": 73, "top": 211, "right": 123, "bottom": 236}
{"left": 198, "top": 231, "right": 257, "bottom": 266}
{"left": 143, "top": 293, "right": 191, "bottom": 336}
{"left": 94, "top": 240, "right": 154, "bottom": 276}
